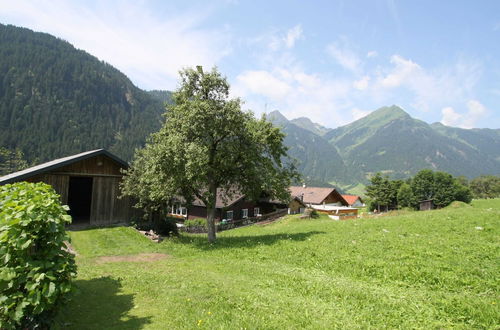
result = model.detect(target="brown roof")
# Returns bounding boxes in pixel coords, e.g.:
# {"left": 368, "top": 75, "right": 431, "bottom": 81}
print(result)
{"left": 341, "top": 194, "right": 363, "bottom": 206}
{"left": 191, "top": 188, "right": 245, "bottom": 209}
{"left": 290, "top": 186, "right": 348, "bottom": 205}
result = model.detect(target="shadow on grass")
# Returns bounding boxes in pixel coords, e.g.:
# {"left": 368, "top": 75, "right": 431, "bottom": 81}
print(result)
{"left": 54, "top": 276, "right": 151, "bottom": 329}
{"left": 174, "top": 231, "right": 326, "bottom": 250}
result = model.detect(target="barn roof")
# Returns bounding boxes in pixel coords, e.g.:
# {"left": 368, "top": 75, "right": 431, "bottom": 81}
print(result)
{"left": 0, "top": 149, "right": 128, "bottom": 185}
{"left": 290, "top": 186, "right": 348, "bottom": 205}
{"left": 341, "top": 194, "right": 363, "bottom": 206}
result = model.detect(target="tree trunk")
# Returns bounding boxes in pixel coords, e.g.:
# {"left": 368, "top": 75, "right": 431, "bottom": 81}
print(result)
{"left": 206, "top": 206, "right": 217, "bottom": 243}
{"left": 206, "top": 182, "right": 217, "bottom": 243}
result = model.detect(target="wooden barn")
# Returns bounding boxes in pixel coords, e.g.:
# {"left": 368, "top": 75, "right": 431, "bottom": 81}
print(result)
{"left": 0, "top": 149, "right": 137, "bottom": 226}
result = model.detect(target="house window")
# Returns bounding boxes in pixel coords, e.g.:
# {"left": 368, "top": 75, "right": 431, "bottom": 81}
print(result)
{"left": 242, "top": 209, "right": 248, "bottom": 218}
{"left": 170, "top": 204, "right": 187, "bottom": 217}
{"left": 226, "top": 210, "right": 233, "bottom": 220}
{"left": 254, "top": 207, "right": 260, "bottom": 217}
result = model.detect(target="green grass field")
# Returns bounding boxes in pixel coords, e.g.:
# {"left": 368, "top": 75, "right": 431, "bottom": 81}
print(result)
{"left": 54, "top": 199, "right": 500, "bottom": 329}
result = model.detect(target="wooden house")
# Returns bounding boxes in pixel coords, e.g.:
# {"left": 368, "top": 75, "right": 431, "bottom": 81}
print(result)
{"left": 0, "top": 149, "right": 136, "bottom": 226}
{"left": 168, "top": 189, "right": 306, "bottom": 222}
{"left": 289, "top": 186, "right": 348, "bottom": 206}
{"left": 341, "top": 194, "right": 365, "bottom": 208}
{"left": 290, "top": 186, "right": 358, "bottom": 219}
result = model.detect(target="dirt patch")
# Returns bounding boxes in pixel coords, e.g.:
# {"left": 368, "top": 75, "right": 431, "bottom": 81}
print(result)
{"left": 95, "top": 253, "right": 170, "bottom": 264}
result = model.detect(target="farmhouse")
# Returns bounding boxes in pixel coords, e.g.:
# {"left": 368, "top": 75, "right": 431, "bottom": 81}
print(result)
{"left": 341, "top": 194, "right": 365, "bottom": 208}
{"left": 168, "top": 189, "right": 306, "bottom": 222}
{"left": 0, "top": 149, "right": 137, "bottom": 226}
{"left": 290, "top": 185, "right": 358, "bottom": 219}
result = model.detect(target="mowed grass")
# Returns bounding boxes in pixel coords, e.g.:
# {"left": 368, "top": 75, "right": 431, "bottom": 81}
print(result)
{"left": 54, "top": 200, "right": 500, "bottom": 329}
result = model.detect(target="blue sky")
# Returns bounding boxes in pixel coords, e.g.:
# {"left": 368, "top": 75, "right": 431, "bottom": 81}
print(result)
{"left": 1, "top": 0, "right": 499, "bottom": 128}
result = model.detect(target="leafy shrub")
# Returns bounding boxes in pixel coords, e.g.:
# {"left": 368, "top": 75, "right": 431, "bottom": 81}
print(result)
{"left": 154, "top": 217, "right": 179, "bottom": 236}
{"left": 184, "top": 218, "right": 207, "bottom": 229}
{"left": 0, "top": 182, "right": 76, "bottom": 329}
{"left": 130, "top": 218, "right": 154, "bottom": 231}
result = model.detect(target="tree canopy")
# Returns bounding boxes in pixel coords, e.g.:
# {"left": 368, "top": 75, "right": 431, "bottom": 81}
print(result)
{"left": 121, "top": 67, "right": 298, "bottom": 242}
{"left": 365, "top": 169, "right": 472, "bottom": 211}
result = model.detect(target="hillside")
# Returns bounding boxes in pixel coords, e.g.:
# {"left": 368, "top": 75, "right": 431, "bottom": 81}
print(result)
{"left": 325, "top": 105, "right": 500, "bottom": 180}
{"left": 0, "top": 24, "right": 170, "bottom": 162}
{"left": 268, "top": 111, "right": 358, "bottom": 186}
{"left": 271, "top": 106, "right": 499, "bottom": 189}
{"left": 290, "top": 116, "right": 331, "bottom": 136}
{"left": 56, "top": 199, "right": 500, "bottom": 328}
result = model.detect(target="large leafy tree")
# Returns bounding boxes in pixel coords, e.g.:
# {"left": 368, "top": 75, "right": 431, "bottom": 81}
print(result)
{"left": 121, "top": 67, "right": 298, "bottom": 242}
{"left": 411, "top": 169, "right": 472, "bottom": 208}
{"left": 469, "top": 175, "right": 500, "bottom": 199}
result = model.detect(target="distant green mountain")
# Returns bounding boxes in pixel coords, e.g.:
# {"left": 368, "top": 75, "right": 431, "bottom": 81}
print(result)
{"left": 290, "top": 117, "right": 331, "bottom": 136}
{"left": 0, "top": 23, "right": 170, "bottom": 162}
{"left": 326, "top": 105, "right": 500, "bottom": 181}
{"left": 271, "top": 106, "right": 499, "bottom": 189}
{"left": 268, "top": 110, "right": 360, "bottom": 186}
{"left": 430, "top": 122, "right": 500, "bottom": 162}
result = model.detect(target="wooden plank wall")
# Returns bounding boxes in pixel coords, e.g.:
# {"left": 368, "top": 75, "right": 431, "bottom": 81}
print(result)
{"left": 25, "top": 155, "right": 138, "bottom": 225}
{"left": 90, "top": 177, "right": 135, "bottom": 225}
{"left": 27, "top": 174, "right": 69, "bottom": 204}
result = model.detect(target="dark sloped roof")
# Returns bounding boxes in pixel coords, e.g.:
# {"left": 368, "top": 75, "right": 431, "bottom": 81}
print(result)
{"left": 0, "top": 149, "right": 128, "bottom": 185}
{"left": 191, "top": 188, "right": 246, "bottom": 209}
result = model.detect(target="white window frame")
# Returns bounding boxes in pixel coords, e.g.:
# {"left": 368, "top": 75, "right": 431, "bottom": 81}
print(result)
{"left": 226, "top": 210, "right": 233, "bottom": 220}
{"left": 242, "top": 209, "right": 248, "bottom": 218}
{"left": 170, "top": 204, "right": 187, "bottom": 217}
{"left": 254, "top": 207, "right": 260, "bottom": 217}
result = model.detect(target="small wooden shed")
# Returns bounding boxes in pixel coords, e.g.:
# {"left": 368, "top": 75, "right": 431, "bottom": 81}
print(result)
{"left": 0, "top": 149, "right": 137, "bottom": 226}
{"left": 419, "top": 199, "right": 435, "bottom": 211}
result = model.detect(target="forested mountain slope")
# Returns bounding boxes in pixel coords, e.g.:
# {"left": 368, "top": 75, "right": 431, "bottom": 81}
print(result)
{"left": 0, "top": 23, "right": 169, "bottom": 162}
{"left": 325, "top": 105, "right": 500, "bottom": 181}
{"left": 268, "top": 111, "right": 361, "bottom": 186}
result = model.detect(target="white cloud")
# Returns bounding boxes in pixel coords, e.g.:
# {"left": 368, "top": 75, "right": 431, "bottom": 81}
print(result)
{"left": 0, "top": 1, "right": 231, "bottom": 90}
{"left": 367, "top": 50, "right": 378, "bottom": 58}
{"left": 236, "top": 70, "right": 291, "bottom": 100}
{"left": 326, "top": 43, "right": 362, "bottom": 73}
{"left": 351, "top": 108, "right": 371, "bottom": 120}
{"left": 441, "top": 107, "right": 463, "bottom": 127}
{"left": 235, "top": 67, "right": 353, "bottom": 126}
{"left": 353, "top": 75, "right": 370, "bottom": 90}
{"left": 266, "top": 24, "right": 303, "bottom": 51}
{"left": 379, "top": 55, "right": 420, "bottom": 88}
{"left": 373, "top": 55, "right": 482, "bottom": 114}
{"left": 284, "top": 25, "right": 303, "bottom": 48}
{"left": 441, "top": 100, "right": 488, "bottom": 128}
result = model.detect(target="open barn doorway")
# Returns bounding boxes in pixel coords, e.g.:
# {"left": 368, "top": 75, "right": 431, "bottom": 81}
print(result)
{"left": 67, "top": 176, "right": 93, "bottom": 224}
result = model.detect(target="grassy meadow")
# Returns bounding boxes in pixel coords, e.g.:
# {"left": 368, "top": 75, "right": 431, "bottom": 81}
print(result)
{"left": 54, "top": 199, "right": 500, "bottom": 329}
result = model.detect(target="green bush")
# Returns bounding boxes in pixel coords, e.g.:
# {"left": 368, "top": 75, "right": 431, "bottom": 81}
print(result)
{"left": 184, "top": 218, "right": 207, "bottom": 229}
{"left": 0, "top": 182, "right": 76, "bottom": 329}
{"left": 154, "top": 217, "right": 179, "bottom": 236}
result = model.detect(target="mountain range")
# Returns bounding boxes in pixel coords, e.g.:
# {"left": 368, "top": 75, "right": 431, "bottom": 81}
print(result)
{"left": 270, "top": 106, "right": 500, "bottom": 193}
{"left": 1, "top": 23, "right": 498, "bottom": 194}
